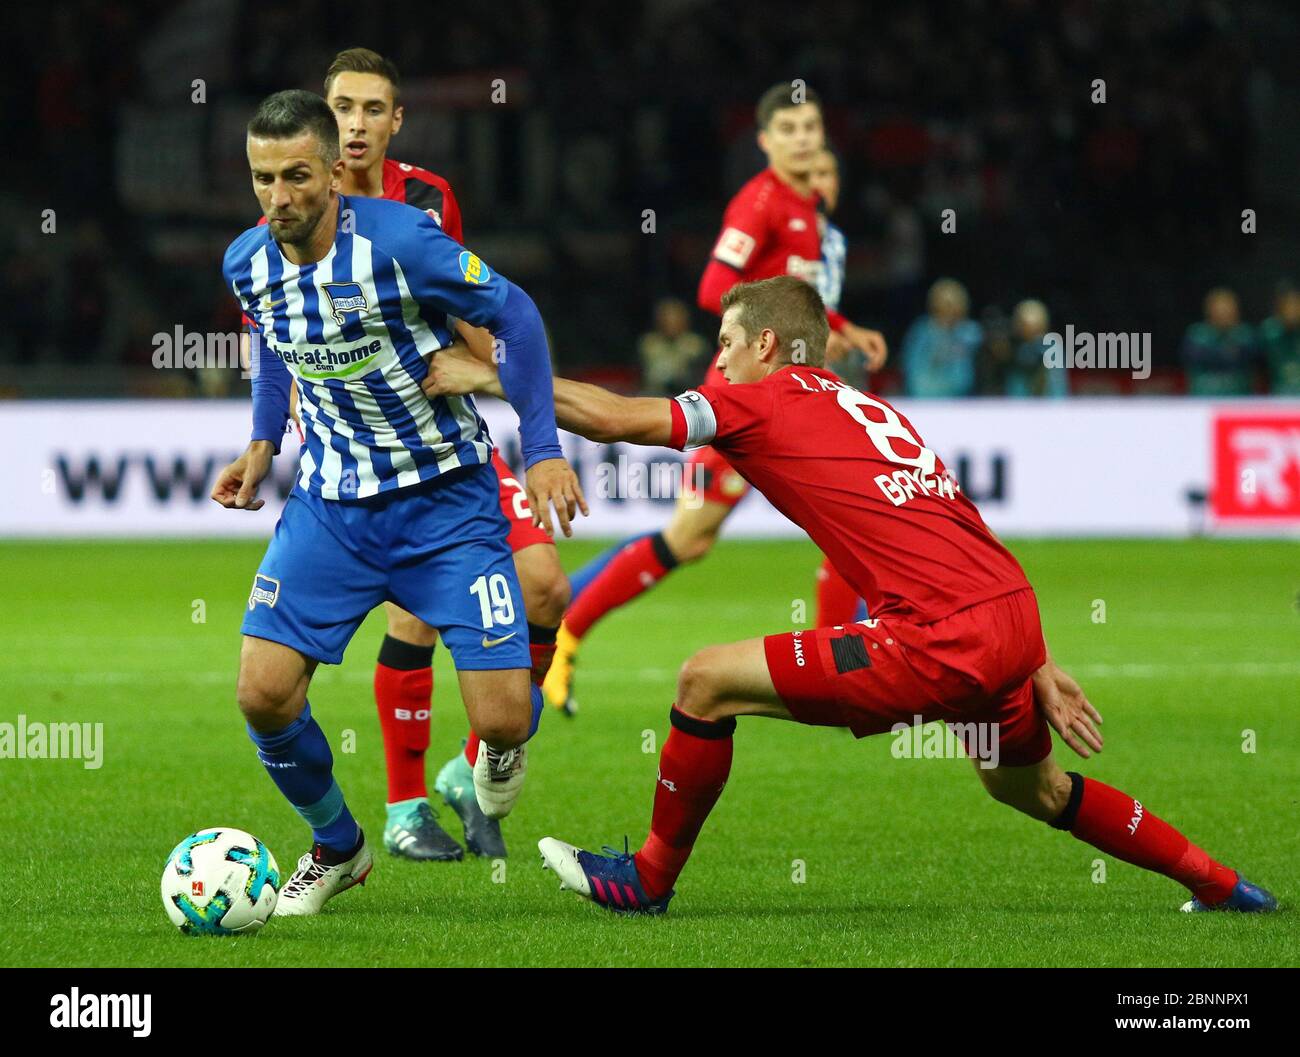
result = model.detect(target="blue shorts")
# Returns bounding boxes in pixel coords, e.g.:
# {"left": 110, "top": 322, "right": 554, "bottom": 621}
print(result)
{"left": 242, "top": 464, "right": 530, "bottom": 670}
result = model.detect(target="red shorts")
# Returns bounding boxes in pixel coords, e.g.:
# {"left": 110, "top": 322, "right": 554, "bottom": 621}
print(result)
{"left": 683, "top": 446, "right": 750, "bottom": 508}
{"left": 490, "top": 451, "right": 553, "bottom": 553}
{"left": 764, "top": 588, "right": 1051, "bottom": 767}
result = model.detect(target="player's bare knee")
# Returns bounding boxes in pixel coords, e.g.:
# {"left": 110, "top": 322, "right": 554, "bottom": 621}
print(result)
{"left": 1017, "top": 763, "right": 1073, "bottom": 821}
{"left": 1041, "top": 768, "right": 1074, "bottom": 819}
{"left": 676, "top": 649, "right": 726, "bottom": 720}
{"left": 461, "top": 669, "right": 531, "bottom": 746}
{"left": 385, "top": 605, "right": 438, "bottom": 647}
{"left": 475, "top": 710, "right": 529, "bottom": 749}
{"left": 678, "top": 530, "right": 718, "bottom": 564}
{"left": 523, "top": 568, "right": 571, "bottom": 627}
{"left": 235, "top": 671, "right": 295, "bottom": 730}
{"left": 982, "top": 764, "right": 1071, "bottom": 822}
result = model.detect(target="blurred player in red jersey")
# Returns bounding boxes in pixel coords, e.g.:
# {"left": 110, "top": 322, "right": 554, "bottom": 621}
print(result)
{"left": 544, "top": 84, "right": 886, "bottom": 714}
{"left": 808, "top": 145, "right": 869, "bottom": 628}
{"left": 323, "top": 48, "right": 571, "bottom": 861}
{"left": 425, "top": 276, "right": 1276, "bottom": 917}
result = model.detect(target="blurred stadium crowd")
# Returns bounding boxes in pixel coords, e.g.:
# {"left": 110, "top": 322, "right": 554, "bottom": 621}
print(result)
{"left": 3, "top": 0, "right": 1299, "bottom": 398}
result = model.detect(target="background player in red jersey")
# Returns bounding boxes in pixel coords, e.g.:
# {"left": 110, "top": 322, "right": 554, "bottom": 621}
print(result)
{"left": 323, "top": 49, "right": 573, "bottom": 861}
{"left": 809, "top": 145, "right": 869, "bottom": 628}
{"left": 544, "top": 84, "right": 887, "bottom": 714}
{"left": 425, "top": 276, "right": 1276, "bottom": 918}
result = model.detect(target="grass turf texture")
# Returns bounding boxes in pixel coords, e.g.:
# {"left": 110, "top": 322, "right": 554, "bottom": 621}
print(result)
{"left": 0, "top": 537, "right": 1295, "bottom": 967}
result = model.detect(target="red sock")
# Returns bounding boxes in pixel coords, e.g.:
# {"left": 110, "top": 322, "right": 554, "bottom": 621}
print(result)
{"left": 633, "top": 707, "right": 734, "bottom": 899}
{"left": 529, "top": 638, "right": 558, "bottom": 686}
{"left": 1063, "top": 776, "right": 1238, "bottom": 904}
{"left": 566, "top": 534, "right": 675, "bottom": 639}
{"left": 815, "top": 556, "right": 860, "bottom": 627}
{"left": 374, "top": 636, "right": 434, "bottom": 804}
{"left": 464, "top": 626, "right": 557, "bottom": 767}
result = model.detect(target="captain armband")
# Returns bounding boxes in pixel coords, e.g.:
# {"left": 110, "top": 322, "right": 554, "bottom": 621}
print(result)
{"left": 674, "top": 390, "right": 717, "bottom": 450}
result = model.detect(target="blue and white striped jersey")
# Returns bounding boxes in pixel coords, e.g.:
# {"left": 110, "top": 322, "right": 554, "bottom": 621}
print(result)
{"left": 223, "top": 195, "right": 504, "bottom": 500}
{"left": 816, "top": 216, "right": 845, "bottom": 313}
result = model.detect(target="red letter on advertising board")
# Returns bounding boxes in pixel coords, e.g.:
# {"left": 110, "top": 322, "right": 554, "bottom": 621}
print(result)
{"left": 1213, "top": 414, "right": 1300, "bottom": 520}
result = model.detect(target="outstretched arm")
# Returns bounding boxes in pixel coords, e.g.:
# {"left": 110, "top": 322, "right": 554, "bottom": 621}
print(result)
{"left": 425, "top": 343, "right": 674, "bottom": 447}
{"left": 549, "top": 378, "right": 673, "bottom": 446}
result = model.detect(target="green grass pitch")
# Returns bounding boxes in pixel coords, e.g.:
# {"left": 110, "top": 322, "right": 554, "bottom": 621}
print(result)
{"left": 1, "top": 537, "right": 1295, "bottom": 967}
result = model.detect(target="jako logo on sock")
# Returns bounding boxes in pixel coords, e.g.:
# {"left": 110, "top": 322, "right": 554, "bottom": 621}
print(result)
{"left": 49, "top": 989, "right": 151, "bottom": 1037}
{"left": 1127, "top": 799, "right": 1144, "bottom": 835}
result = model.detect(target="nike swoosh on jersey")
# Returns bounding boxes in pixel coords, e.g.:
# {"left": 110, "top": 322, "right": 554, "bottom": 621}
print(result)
{"left": 481, "top": 632, "right": 518, "bottom": 648}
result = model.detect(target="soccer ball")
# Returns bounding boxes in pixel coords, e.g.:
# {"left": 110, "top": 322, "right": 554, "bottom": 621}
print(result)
{"left": 160, "top": 827, "right": 280, "bottom": 935}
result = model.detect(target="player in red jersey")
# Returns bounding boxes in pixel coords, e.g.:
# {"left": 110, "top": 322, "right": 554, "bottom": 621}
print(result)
{"left": 325, "top": 48, "right": 570, "bottom": 862}
{"left": 808, "top": 146, "right": 869, "bottom": 628}
{"left": 425, "top": 275, "right": 1276, "bottom": 917}
{"left": 544, "top": 84, "right": 886, "bottom": 714}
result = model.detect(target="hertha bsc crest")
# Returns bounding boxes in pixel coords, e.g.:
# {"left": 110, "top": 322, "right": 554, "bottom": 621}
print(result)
{"left": 322, "top": 282, "right": 369, "bottom": 326}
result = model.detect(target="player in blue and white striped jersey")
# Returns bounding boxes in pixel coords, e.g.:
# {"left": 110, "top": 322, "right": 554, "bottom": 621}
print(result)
{"left": 225, "top": 176, "right": 540, "bottom": 503}
{"left": 211, "top": 90, "right": 586, "bottom": 916}
{"left": 811, "top": 148, "right": 846, "bottom": 332}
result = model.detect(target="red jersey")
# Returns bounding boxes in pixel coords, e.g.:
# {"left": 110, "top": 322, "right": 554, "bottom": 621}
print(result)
{"left": 668, "top": 366, "right": 1030, "bottom": 622}
{"left": 378, "top": 157, "right": 463, "bottom": 242}
{"left": 697, "top": 169, "right": 844, "bottom": 384}
{"left": 244, "top": 157, "right": 463, "bottom": 325}
{"left": 702, "top": 168, "right": 822, "bottom": 298}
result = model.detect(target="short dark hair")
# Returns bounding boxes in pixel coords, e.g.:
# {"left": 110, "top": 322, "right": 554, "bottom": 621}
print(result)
{"left": 721, "top": 276, "right": 829, "bottom": 367}
{"left": 756, "top": 81, "right": 823, "bottom": 129}
{"left": 324, "top": 47, "right": 401, "bottom": 104}
{"left": 247, "top": 89, "right": 339, "bottom": 165}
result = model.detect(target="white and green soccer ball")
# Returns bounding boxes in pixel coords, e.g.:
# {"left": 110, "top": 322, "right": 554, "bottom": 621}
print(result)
{"left": 161, "top": 827, "right": 280, "bottom": 935}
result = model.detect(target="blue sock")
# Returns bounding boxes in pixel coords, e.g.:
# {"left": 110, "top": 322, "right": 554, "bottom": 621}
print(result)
{"left": 568, "top": 533, "right": 650, "bottom": 602}
{"left": 247, "top": 701, "right": 359, "bottom": 853}
{"left": 527, "top": 683, "right": 544, "bottom": 740}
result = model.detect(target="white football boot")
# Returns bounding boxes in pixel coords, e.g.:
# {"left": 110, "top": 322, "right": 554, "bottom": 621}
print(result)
{"left": 473, "top": 743, "right": 528, "bottom": 820}
{"left": 274, "top": 834, "right": 373, "bottom": 917}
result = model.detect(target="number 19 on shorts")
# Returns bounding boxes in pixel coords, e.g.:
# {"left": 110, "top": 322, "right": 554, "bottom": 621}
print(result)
{"left": 470, "top": 573, "right": 516, "bottom": 628}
